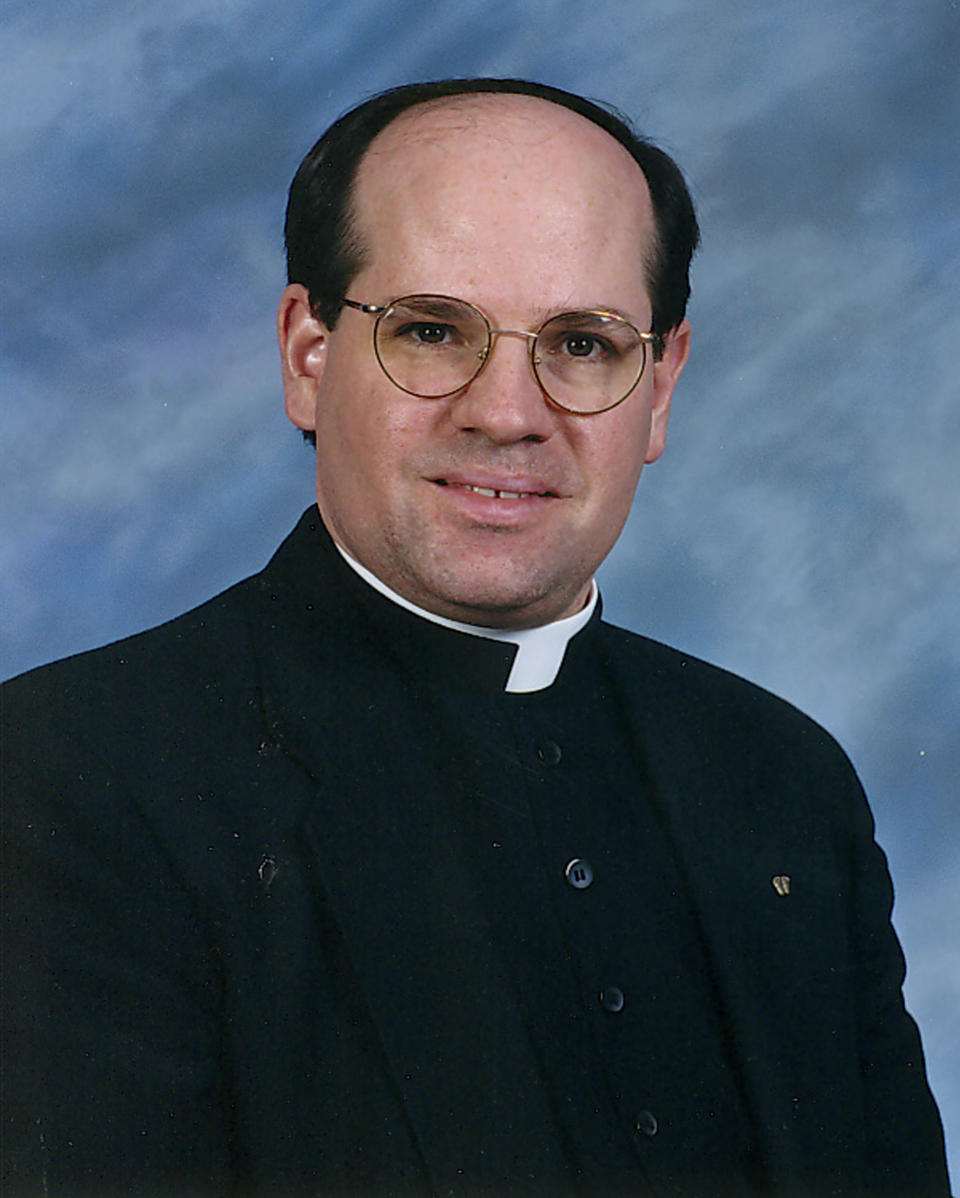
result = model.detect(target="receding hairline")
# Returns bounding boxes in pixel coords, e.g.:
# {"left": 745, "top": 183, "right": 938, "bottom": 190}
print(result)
{"left": 357, "top": 90, "right": 651, "bottom": 184}
{"left": 346, "top": 90, "right": 658, "bottom": 301}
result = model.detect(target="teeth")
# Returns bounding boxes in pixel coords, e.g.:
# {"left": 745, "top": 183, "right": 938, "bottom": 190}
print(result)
{"left": 462, "top": 484, "right": 537, "bottom": 499}
{"left": 437, "top": 479, "right": 552, "bottom": 499}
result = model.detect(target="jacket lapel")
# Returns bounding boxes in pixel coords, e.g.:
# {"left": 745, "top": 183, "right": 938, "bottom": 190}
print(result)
{"left": 243, "top": 512, "right": 579, "bottom": 1192}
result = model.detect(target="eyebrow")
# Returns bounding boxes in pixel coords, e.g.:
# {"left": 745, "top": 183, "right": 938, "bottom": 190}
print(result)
{"left": 389, "top": 296, "right": 472, "bottom": 320}
{"left": 526, "top": 306, "right": 652, "bottom": 338}
{"left": 577, "top": 304, "right": 647, "bottom": 326}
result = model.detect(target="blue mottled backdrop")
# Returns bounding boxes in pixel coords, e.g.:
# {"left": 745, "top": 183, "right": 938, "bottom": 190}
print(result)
{"left": 3, "top": 0, "right": 957, "bottom": 1182}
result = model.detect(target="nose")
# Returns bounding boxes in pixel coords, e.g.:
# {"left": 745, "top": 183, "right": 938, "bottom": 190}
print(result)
{"left": 449, "top": 329, "right": 554, "bottom": 444}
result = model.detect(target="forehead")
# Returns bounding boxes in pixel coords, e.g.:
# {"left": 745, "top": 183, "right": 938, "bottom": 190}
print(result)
{"left": 350, "top": 94, "right": 656, "bottom": 308}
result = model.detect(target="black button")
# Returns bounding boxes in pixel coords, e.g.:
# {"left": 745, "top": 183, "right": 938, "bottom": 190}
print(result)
{"left": 537, "top": 740, "right": 562, "bottom": 766}
{"left": 599, "top": 986, "right": 625, "bottom": 1012}
{"left": 564, "top": 858, "right": 594, "bottom": 889}
{"left": 634, "top": 1110, "right": 658, "bottom": 1138}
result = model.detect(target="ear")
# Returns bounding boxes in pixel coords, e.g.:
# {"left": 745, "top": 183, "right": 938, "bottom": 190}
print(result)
{"left": 644, "top": 318, "right": 691, "bottom": 464}
{"left": 277, "top": 283, "right": 328, "bottom": 432}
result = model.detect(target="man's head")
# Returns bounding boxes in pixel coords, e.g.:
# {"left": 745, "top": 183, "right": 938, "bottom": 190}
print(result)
{"left": 278, "top": 80, "right": 696, "bottom": 629}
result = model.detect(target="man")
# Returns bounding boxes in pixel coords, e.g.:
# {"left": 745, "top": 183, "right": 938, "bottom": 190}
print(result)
{"left": 1, "top": 78, "right": 949, "bottom": 1197}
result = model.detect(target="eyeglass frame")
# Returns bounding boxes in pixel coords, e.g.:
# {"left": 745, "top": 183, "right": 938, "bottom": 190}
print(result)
{"left": 339, "top": 293, "right": 660, "bottom": 415}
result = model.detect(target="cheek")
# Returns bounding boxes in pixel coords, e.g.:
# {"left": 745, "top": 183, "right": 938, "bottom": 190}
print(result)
{"left": 311, "top": 382, "right": 377, "bottom": 513}
{"left": 581, "top": 412, "right": 650, "bottom": 503}
{"left": 315, "top": 378, "right": 433, "bottom": 503}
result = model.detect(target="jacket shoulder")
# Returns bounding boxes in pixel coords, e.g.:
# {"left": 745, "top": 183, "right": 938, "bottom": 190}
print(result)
{"left": 0, "top": 560, "right": 318, "bottom": 918}
{"left": 2, "top": 575, "right": 257, "bottom": 733}
{"left": 1, "top": 507, "right": 334, "bottom": 730}
{"left": 596, "top": 618, "right": 855, "bottom": 776}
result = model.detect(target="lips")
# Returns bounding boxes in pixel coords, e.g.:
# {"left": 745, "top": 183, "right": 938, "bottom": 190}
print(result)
{"left": 435, "top": 480, "right": 557, "bottom": 500}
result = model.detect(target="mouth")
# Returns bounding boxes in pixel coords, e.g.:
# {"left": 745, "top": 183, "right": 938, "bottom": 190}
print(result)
{"left": 433, "top": 479, "right": 559, "bottom": 500}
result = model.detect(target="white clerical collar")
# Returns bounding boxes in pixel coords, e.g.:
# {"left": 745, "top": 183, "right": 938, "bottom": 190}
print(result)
{"left": 333, "top": 542, "right": 597, "bottom": 693}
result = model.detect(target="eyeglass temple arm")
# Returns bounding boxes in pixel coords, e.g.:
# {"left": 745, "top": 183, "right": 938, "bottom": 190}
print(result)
{"left": 341, "top": 298, "right": 385, "bottom": 315}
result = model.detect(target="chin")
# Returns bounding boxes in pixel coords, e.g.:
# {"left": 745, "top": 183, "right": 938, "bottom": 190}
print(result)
{"left": 425, "top": 572, "right": 580, "bottom": 627}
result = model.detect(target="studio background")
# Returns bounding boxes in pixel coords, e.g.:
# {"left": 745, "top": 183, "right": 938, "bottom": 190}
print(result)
{"left": 3, "top": 0, "right": 957, "bottom": 1182}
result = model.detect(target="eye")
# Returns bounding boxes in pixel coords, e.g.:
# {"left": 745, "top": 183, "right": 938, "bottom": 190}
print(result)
{"left": 562, "top": 332, "right": 606, "bottom": 359}
{"left": 396, "top": 321, "right": 454, "bottom": 345}
{"left": 538, "top": 312, "right": 642, "bottom": 368}
{"left": 545, "top": 326, "right": 620, "bottom": 364}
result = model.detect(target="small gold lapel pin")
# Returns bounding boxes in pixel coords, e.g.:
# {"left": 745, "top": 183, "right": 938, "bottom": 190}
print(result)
{"left": 772, "top": 875, "right": 791, "bottom": 896}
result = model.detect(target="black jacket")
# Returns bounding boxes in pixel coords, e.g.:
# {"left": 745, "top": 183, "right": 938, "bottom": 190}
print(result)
{"left": 1, "top": 509, "right": 949, "bottom": 1196}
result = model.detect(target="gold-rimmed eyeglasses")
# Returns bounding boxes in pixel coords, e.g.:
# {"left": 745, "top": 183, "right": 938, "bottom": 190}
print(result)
{"left": 341, "top": 293, "right": 658, "bottom": 415}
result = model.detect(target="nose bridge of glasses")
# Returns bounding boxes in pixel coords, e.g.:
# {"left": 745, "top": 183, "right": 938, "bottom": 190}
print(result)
{"left": 487, "top": 327, "right": 538, "bottom": 343}
{"left": 478, "top": 327, "right": 539, "bottom": 367}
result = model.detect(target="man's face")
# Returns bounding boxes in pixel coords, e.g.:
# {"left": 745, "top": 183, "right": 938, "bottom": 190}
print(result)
{"left": 280, "top": 95, "right": 689, "bottom": 628}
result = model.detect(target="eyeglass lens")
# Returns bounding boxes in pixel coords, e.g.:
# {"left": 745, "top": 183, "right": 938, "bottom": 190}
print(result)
{"left": 372, "top": 296, "right": 647, "bottom": 413}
